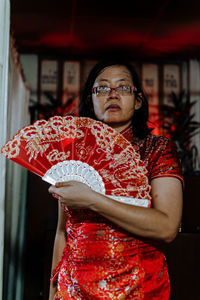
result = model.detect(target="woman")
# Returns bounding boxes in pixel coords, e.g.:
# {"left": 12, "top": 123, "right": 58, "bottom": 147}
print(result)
{"left": 48, "top": 59, "right": 183, "bottom": 299}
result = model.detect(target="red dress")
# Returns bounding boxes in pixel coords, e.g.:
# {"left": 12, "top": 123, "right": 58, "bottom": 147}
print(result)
{"left": 51, "top": 126, "right": 183, "bottom": 300}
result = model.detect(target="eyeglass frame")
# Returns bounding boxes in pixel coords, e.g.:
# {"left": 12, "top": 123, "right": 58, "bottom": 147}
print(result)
{"left": 92, "top": 85, "right": 137, "bottom": 96}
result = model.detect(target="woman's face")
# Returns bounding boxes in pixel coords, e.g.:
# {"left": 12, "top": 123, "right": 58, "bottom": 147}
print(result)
{"left": 92, "top": 65, "right": 142, "bottom": 132}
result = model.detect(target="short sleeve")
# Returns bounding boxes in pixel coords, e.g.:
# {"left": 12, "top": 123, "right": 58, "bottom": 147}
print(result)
{"left": 150, "top": 137, "right": 184, "bottom": 187}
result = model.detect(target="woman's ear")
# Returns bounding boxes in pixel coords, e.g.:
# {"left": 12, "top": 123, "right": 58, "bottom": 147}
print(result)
{"left": 135, "top": 93, "right": 143, "bottom": 110}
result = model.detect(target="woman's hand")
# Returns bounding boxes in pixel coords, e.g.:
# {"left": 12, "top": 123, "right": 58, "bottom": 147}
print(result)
{"left": 48, "top": 178, "right": 182, "bottom": 242}
{"left": 48, "top": 181, "right": 95, "bottom": 208}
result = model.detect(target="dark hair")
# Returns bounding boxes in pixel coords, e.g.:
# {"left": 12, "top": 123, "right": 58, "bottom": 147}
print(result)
{"left": 79, "top": 59, "right": 152, "bottom": 139}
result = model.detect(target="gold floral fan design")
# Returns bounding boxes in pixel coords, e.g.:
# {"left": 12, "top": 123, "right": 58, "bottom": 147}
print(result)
{"left": 1, "top": 116, "right": 151, "bottom": 207}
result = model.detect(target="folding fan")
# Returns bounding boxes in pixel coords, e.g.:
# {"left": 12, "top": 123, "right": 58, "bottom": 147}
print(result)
{"left": 1, "top": 116, "right": 151, "bottom": 207}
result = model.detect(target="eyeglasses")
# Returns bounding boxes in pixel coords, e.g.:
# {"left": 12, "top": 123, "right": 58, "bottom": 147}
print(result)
{"left": 92, "top": 85, "right": 137, "bottom": 96}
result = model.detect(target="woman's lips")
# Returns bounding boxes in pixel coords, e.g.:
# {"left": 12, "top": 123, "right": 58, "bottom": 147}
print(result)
{"left": 106, "top": 104, "right": 121, "bottom": 111}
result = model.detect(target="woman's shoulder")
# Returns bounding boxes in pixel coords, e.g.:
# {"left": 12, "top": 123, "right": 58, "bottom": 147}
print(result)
{"left": 144, "top": 134, "right": 183, "bottom": 184}
{"left": 134, "top": 133, "right": 179, "bottom": 163}
{"left": 145, "top": 133, "right": 172, "bottom": 143}
{"left": 138, "top": 133, "right": 175, "bottom": 150}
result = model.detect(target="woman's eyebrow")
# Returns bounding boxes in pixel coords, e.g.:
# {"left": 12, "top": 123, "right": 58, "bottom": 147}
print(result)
{"left": 98, "top": 78, "right": 131, "bottom": 82}
{"left": 98, "top": 78, "right": 109, "bottom": 82}
{"left": 116, "top": 78, "right": 131, "bottom": 82}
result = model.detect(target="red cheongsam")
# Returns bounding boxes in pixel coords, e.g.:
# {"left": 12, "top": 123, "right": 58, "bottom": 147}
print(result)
{"left": 51, "top": 126, "right": 184, "bottom": 299}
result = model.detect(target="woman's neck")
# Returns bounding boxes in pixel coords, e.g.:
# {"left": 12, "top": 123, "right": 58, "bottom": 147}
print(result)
{"left": 107, "top": 120, "right": 132, "bottom": 133}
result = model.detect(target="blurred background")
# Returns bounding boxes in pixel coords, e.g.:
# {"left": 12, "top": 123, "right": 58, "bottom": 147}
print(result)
{"left": 0, "top": 0, "right": 200, "bottom": 299}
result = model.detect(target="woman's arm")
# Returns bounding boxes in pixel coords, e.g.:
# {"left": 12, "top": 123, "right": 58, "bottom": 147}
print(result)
{"left": 49, "top": 177, "right": 183, "bottom": 243}
{"left": 91, "top": 177, "right": 183, "bottom": 243}
{"left": 49, "top": 203, "right": 68, "bottom": 300}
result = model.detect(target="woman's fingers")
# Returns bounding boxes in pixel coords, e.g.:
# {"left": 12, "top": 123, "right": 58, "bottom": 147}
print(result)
{"left": 48, "top": 181, "right": 93, "bottom": 208}
{"left": 55, "top": 182, "right": 65, "bottom": 187}
{"left": 48, "top": 185, "right": 57, "bottom": 194}
{"left": 49, "top": 184, "right": 70, "bottom": 200}
{"left": 55, "top": 181, "right": 73, "bottom": 188}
